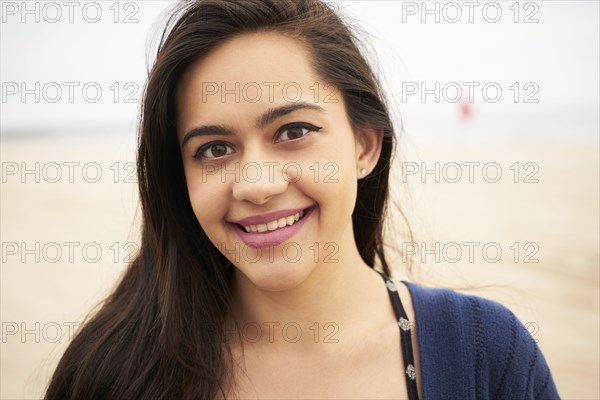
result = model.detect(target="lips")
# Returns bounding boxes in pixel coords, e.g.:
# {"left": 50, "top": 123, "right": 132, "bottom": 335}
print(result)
{"left": 230, "top": 206, "right": 316, "bottom": 249}
{"left": 232, "top": 206, "right": 308, "bottom": 226}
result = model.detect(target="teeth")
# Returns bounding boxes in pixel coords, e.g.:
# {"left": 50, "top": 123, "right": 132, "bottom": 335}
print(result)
{"left": 243, "top": 209, "right": 307, "bottom": 233}
{"left": 267, "top": 220, "right": 279, "bottom": 231}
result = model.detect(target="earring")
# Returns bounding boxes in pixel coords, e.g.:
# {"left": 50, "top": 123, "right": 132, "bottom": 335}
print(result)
{"left": 360, "top": 168, "right": 367, "bottom": 176}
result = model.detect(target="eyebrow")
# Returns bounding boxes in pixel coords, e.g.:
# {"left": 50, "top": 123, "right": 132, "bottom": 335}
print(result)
{"left": 181, "top": 102, "right": 326, "bottom": 148}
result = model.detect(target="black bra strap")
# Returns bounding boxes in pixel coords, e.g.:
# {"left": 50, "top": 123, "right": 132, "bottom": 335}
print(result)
{"left": 376, "top": 270, "right": 420, "bottom": 400}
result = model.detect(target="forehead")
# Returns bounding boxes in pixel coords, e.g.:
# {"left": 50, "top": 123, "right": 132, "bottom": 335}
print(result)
{"left": 184, "top": 31, "right": 317, "bottom": 85}
{"left": 176, "top": 32, "right": 329, "bottom": 133}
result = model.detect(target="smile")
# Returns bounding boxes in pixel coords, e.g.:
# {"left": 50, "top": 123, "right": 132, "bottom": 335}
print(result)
{"left": 241, "top": 209, "right": 305, "bottom": 233}
{"left": 231, "top": 206, "right": 316, "bottom": 249}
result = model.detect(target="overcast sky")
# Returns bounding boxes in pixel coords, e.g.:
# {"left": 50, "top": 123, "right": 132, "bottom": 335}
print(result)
{"left": 1, "top": 0, "right": 598, "bottom": 138}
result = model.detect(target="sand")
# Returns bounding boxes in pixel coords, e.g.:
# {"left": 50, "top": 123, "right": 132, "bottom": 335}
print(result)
{"left": 1, "top": 132, "right": 598, "bottom": 399}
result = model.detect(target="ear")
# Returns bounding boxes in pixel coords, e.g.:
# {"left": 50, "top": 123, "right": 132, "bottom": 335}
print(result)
{"left": 354, "top": 126, "right": 383, "bottom": 179}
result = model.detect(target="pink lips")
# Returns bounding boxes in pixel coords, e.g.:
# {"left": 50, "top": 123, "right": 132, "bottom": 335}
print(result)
{"left": 232, "top": 207, "right": 307, "bottom": 226}
{"left": 230, "top": 206, "right": 316, "bottom": 249}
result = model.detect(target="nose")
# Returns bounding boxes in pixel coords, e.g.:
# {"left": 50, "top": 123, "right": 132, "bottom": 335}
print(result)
{"left": 231, "top": 152, "right": 289, "bottom": 205}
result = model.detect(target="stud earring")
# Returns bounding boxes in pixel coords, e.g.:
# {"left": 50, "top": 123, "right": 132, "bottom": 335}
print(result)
{"left": 360, "top": 168, "right": 367, "bottom": 176}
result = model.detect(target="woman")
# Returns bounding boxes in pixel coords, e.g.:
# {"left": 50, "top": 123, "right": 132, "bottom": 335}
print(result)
{"left": 44, "top": 0, "right": 560, "bottom": 399}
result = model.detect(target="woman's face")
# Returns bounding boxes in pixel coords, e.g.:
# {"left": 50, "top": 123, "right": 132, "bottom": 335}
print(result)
{"left": 176, "top": 32, "right": 378, "bottom": 291}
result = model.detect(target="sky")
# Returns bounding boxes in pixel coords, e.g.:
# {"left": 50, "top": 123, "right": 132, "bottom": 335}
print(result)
{"left": 1, "top": 0, "right": 598, "bottom": 138}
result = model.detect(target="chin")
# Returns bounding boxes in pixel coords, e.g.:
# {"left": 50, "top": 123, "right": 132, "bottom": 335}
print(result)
{"left": 236, "top": 260, "right": 317, "bottom": 292}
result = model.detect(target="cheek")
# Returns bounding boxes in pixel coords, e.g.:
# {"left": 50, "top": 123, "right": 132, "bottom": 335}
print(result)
{"left": 301, "top": 146, "right": 357, "bottom": 213}
{"left": 325, "top": 140, "right": 359, "bottom": 209}
{"left": 184, "top": 164, "right": 228, "bottom": 228}
{"left": 320, "top": 139, "right": 358, "bottom": 186}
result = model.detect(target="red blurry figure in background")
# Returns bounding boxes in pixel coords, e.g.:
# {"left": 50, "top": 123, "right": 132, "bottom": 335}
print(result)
{"left": 460, "top": 96, "right": 472, "bottom": 119}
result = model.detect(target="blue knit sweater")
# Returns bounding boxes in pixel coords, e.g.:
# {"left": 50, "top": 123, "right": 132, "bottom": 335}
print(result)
{"left": 402, "top": 281, "right": 560, "bottom": 399}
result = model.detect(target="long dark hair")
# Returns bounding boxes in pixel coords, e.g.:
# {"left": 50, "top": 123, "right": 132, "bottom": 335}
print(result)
{"left": 44, "top": 0, "right": 409, "bottom": 398}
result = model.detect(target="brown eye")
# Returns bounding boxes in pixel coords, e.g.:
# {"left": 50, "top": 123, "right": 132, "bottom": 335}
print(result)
{"left": 287, "top": 126, "right": 305, "bottom": 140}
{"left": 209, "top": 144, "right": 228, "bottom": 158}
{"left": 194, "top": 142, "right": 234, "bottom": 160}
{"left": 278, "top": 123, "right": 322, "bottom": 142}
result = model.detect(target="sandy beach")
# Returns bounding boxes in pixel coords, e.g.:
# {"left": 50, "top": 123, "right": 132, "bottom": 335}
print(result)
{"left": 1, "top": 132, "right": 598, "bottom": 399}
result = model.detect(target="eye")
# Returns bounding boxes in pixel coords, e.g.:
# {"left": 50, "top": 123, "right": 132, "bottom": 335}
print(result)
{"left": 276, "top": 122, "right": 322, "bottom": 142}
{"left": 193, "top": 142, "right": 234, "bottom": 160}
